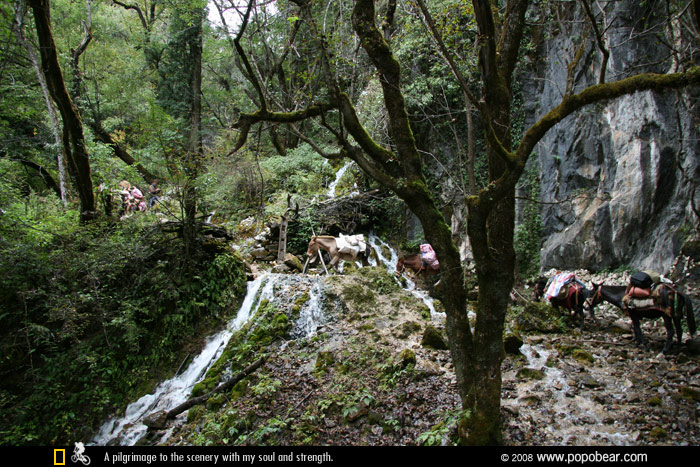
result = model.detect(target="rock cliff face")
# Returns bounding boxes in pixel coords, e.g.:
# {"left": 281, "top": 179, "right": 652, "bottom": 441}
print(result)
{"left": 523, "top": 0, "right": 700, "bottom": 273}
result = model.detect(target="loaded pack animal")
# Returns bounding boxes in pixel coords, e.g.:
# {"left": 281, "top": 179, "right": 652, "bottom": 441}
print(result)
{"left": 395, "top": 254, "right": 440, "bottom": 279}
{"left": 303, "top": 235, "right": 370, "bottom": 274}
{"left": 395, "top": 244, "right": 441, "bottom": 291}
{"left": 534, "top": 275, "right": 594, "bottom": 330}
{"left": 587, "top": 281, "right": 697, "bottom": 354}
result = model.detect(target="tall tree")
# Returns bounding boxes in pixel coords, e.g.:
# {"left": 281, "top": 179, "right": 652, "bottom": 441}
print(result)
{"left": 10, "top": 0, "right": 70, "bottom": 205}
{"left": 231, "top": 0, "right": 700, "bottom": 444}
{"left": 157, "top": 0, "right": 206, "bottom": 256}
{"left": 29, "top": 0, "right": 96, "bottom": 221}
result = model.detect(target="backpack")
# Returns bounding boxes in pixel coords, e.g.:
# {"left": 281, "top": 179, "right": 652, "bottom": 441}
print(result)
{"left": 629, "top": 271, "right": 653, "bottom": 289}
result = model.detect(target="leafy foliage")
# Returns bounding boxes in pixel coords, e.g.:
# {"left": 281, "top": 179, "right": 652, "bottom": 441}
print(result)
{"left": 514, "top": 162, "right": 542, "bottom": 278}
{"left": 0, "top": 202, "right": 247, "bottom": 444}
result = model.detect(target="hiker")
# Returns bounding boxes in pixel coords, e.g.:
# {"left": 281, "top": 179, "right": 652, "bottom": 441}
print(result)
{"left": 118, "top": 180, "right": 133, "bottom": 215}
{"left": 148, "top": 179, "right": 161, "bottom": 208}
{"left": 131, "top": 184, "right": 147, "bottom": 212}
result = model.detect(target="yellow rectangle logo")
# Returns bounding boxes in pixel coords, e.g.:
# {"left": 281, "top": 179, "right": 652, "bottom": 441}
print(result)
{"left": 54, "top": 449, "right": 66, "bottom": 465}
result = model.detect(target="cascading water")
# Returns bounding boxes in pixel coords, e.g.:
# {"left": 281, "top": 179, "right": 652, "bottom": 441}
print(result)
{"left": 91, "top": 273, "right": 326, "bottom": 446}
{"left": 367, "top": 233, "right": 444, "bottom": 322}
{"left": 516, "top": 343, "right": 636, "bottom": 446}
{"left": 326, "top": 161, "right": 358, "bottom": 198}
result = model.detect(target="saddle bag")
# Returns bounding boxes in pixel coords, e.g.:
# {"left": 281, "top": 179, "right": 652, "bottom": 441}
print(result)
{"left": 627, "top": 286, "right": 651, "bottom": 299}
{"left": 630, "top": 271, "right": 653, "bottom": 289}
{"left": 419, "top": 244, "right": 439, "bottom": 269}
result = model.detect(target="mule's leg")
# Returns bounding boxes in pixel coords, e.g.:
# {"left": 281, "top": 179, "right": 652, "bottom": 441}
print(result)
{"left": 587, "top": 302, "right": 596, "bottom": 322}
{"left": 328, "top": 254, "right": 341, "bottom": 272}
{"left": 661, "top": 315, "right": 675, "bottom": 354}
{"left": 631, "top": 315, "right": 649, "bottom": 351}
{"left": 576, "top": 307, "right": 585, "bottom": 331}
{"left": 673, "top": 315, "right": 683, "bottom": 347}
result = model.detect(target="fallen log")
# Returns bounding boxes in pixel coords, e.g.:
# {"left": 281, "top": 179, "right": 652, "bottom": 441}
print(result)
{"left": 144, "top": 357, "right": 266, "bottom": 429}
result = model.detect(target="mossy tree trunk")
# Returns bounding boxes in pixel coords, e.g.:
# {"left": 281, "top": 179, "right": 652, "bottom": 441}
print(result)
{"left": 29, "top": 0, "right": 96, "bottom": 221}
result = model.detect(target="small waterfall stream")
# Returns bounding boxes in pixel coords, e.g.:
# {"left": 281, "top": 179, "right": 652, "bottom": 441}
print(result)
{"left": 326, "top": 161, "right": 358, "bottom": 198}
{"left": 516, "top": 343, "right": 636, "bottom": 446}
{"left": 91, "top": 273, "right": 326, "bottom": 446}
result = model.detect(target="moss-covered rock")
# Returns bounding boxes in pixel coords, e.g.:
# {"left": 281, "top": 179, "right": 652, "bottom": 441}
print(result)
{"left": 421, "top": 325, "right": 448, "bottom": 350}
{"left": 398, "top": 349, "right": 416, "bottom": 368}
{"left": 510, "top": 302, "right": 568, "bottom": 334}
{"left": 516, "top": 368, "right": 545, "bottom": 381}
{"left": 647, "top": 396, "right": 662, "bottom": 407}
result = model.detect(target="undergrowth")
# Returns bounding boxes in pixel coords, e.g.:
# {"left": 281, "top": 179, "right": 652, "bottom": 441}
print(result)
{"left": 0, "top": 201, "right": 247, "bottom": 445}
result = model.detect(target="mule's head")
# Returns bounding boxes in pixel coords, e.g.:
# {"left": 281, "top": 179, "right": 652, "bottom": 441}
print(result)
{"left": 585, "top": 282, "right": 602, "bottom": 311}
{"left": 395, "top": 257, "right": 405, "bottom": 277}
{"left": 533, "top": 278, "right": 547, "bottom": 302}
{"left": 306, "top": 236, "right": 319, "bottom": 262}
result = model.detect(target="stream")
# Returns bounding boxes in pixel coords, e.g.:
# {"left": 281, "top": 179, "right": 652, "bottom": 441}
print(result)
{"left": 91, "top": 273, "right": 331, "bottom": 446}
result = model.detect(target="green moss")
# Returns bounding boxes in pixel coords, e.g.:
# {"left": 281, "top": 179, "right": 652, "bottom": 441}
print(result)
{"left": 342, "top": 284, "right": 377, "bottom": 308}
{"left": 647, "top": 396, "right": 662, "bottom": 407}
{"left": 516, "top": 368, "right": 545, "bottom": 381}
{"left": 206, "top": 393, "right": 226, "bottom": 411}
{"left": 352, "top": 267, "right": 401, "bottom": 295}
{"left": 291, "top": 292, "right": 311, "bottom": 318}
{"left": 187, "top": 405, "right": 205, "bottom": 423}
{"left": 398, "top": 349, "right": 416, "bottom": 367}
{"left": 571, "top": 349, "right": 594, "bottom": 365}
{"left": 314, "top": 351, "right": 335, "bottom": 376}
{"left": 229, "top": 380, "right": 249, "bottom": 401}
{"left": 556, "top": 344, "right": 594, "bottom": 364}
{"left": 510, "top": 302, "right": 568, "bottom": 334}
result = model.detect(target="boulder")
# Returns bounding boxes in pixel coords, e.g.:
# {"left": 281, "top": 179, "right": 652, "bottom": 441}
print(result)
{"left": 283, "top": 253, "right": 304, "bottom": 272}
{"left": 421, "top": 325, "right": 448, "bottom": 350}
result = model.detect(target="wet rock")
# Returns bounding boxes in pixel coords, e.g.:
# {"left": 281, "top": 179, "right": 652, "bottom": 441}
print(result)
{"left": 143, "top": 410, "right": 168, "bottom": 430}
{"left": 517, "top": 368, "right": 546, "bottom": 381}
{"left": 578, "top": 373, "right": 601, "bottom": 388}
{"left": 504, "top": 333, "right": 524, "bottom": 355}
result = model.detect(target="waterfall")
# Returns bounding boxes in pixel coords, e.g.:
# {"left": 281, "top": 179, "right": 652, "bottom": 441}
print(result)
{"left": 90, "top": 273, "right": 327, "bottom": 446}
{"left": 326, "top": 161, "right": 358, "bottom": 198}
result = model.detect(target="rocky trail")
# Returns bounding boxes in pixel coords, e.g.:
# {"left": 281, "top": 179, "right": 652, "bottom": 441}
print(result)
{"left": 503, "top": 303, "right": 700, "bottom": 446}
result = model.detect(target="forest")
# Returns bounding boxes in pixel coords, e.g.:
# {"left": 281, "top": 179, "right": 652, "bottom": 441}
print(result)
{"left": 1, "top": 0, "right": 700, "bottom": 447}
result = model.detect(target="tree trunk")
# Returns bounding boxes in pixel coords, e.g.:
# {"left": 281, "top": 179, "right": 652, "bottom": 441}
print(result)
{"left": 29, "top": 0, "right": 96, "bottom": 221}
{"left": 182, "top": 7, "right": 204, "bottom": 260}
{"left": 13, "top": 0, "right": 69, "bottom": 205}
